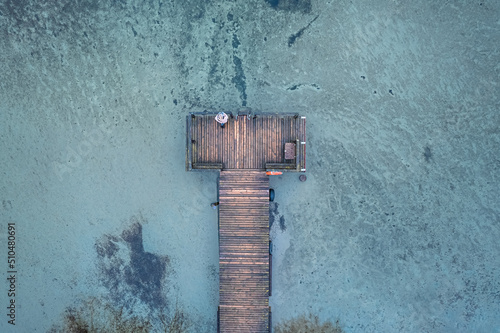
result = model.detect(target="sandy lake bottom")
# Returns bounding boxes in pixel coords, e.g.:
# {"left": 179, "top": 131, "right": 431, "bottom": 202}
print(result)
{"left": 1, "top": 1, "right": 499, "bottom": 332}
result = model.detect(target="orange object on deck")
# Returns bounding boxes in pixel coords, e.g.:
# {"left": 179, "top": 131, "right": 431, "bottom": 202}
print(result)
{"left": 266, "top": 171, "right": 282, "bottom": 176}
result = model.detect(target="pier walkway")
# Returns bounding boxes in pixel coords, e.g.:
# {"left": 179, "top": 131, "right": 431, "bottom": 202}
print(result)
{"left": 218, "top": 170, "right": 270, "bottom": 332}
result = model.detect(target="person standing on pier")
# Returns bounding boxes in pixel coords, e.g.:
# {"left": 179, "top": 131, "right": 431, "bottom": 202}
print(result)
{"left": 215, "top": 112, "right": 228, "bottom": 128}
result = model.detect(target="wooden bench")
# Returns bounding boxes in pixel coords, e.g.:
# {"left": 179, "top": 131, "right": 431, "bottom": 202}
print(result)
{"left": 265, "top": 139, "right": 301, "bottom": 171}
{"left": 265, "top": 163, "right": 296, "bottom": 170}
{"left": 193, "top": 163, "right": 223, "bottom": 170}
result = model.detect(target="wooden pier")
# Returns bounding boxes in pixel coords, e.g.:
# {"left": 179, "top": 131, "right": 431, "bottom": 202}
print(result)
{"left": 186, "top": 111, "right": 306, "bottom": 332}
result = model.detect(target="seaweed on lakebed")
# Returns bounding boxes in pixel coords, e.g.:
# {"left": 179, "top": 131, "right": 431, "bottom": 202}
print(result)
{"left": 275, "top": 314, "right": 344, "bottom": 333}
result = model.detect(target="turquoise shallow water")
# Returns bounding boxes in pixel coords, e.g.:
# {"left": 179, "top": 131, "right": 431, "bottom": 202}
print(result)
{"left": 1, "top": 1, "right": 499, "bottom": 332}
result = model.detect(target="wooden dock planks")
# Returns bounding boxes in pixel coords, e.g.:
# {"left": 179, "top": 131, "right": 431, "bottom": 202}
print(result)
{"left": 187, "top": 113, "right": 306, "bottom": 171}
{"left": 218, "top": 170, "right": 270, "bottom": 333}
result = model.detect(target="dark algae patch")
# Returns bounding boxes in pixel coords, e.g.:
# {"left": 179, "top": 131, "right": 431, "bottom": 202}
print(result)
{"left": 266, "top": 0, "right": 280, "bottom": 8}
{"left": 270, "top": 202, "right": 286, "bottom": 231}
{"left": 232, "top": 55, "right": 247, "bottom": 106}
{"left": 96, "top": 217, "right": 169, "bottom": 309}
{"left": 288, "top": 14, "right": 319, "bottom": 47}
{"left": 50, "top": 215, "right": 190, "bottom": 332}
{"left": 424, "top": 146, "right": 432, "bottom": 162}
{"left": 231, "top": 32, "right": 247, "bottom": 106}
{"left": 287, "top": 83, "right": 321, "bottom": 91}
{"left": 265, "top": 0, "right": 312, "bottom": 13}
{"left": 279, "top": 215, "right": 286, "bottom": 231}
{"left": 122, "top": 223, "right": 168, "bottom": 308}
{"left": 232, "top": 33, "right": 241, "bottom": 49}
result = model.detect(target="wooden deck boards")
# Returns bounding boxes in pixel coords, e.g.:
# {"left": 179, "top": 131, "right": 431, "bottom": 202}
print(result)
{"left": 218, "top": 170, "right": 270, "bottom": 333}
{"left": 187, "top": 113, "right": 306, "bottom": 171}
